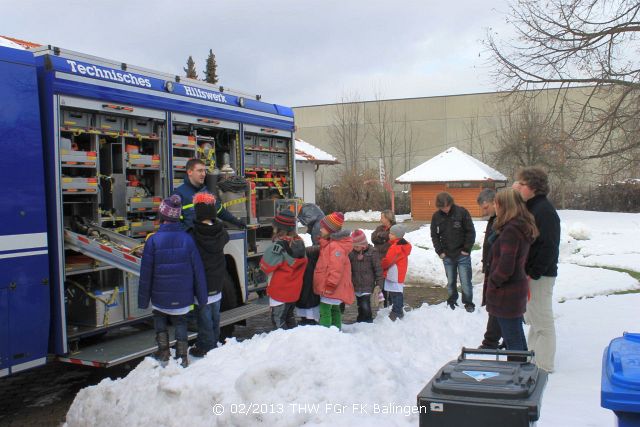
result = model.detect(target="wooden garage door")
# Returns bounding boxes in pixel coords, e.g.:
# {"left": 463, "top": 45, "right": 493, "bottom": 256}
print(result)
{"left": 410, "top": 184, "right": 485, "bottom": 220}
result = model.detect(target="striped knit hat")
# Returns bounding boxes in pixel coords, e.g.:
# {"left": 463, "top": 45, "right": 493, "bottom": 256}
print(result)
{"left": 193, "top": 192, "right": 216, "bottom": 221}
{"left": 273, "top": 210, "right": 296, "bottom": 232}
{"left": 351, "top": 229, "right": 368, "bottom": 248}
{"left": 320, "top": 212, "right": 344, "bottom": 233}
{"left": 159, "top": 194, "right": 182, "bottom": 222}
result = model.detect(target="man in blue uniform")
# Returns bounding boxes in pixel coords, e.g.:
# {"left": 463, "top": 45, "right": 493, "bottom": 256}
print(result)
{"left": 173, "top": 158, "right": 245, "bottom": 231}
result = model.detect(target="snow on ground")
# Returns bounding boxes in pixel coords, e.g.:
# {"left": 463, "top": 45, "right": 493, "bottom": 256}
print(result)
{"left": 65, "top": 294, "right": 638, "bottom": 427}
{"left": 65, "top": 210, "right": 640, "bottom": 426}
{"left": 560, "top": 210, "right": 640, "bottom": 272}
{"left": 341, "top": 210, "right": 640, "bottom": 298}
{"left": 344, "top": 210, "right": 411, "bottom": 223}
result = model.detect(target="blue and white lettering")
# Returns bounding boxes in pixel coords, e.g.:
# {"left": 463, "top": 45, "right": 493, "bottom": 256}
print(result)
{"left": 65, "top": 59, "right": 152, "bottom": 89}
{"left": 183, "top": 85, "right": 228, "bottom": 104}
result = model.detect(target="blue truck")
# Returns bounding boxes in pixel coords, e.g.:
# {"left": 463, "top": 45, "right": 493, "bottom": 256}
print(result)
{"left": 0, "top": 44, "right": 298, "bottom": 376}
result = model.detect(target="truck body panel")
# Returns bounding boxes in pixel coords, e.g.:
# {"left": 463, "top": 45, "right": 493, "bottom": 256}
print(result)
{"left": 0, "top": 44, "right": 298, "bottom": 376}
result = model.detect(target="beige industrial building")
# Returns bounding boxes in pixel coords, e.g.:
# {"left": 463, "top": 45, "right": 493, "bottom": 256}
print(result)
{"left": 292, "top": 86, "right": 614, "bottom": 195}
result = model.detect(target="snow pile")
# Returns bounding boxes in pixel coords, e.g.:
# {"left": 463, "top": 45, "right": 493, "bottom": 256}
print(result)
{"left": 567, "top": 222, "right": 591, "bottom": 240}
{"left": 65, "top": 293, "right": 638, "bottom": 427}
{"left": 344, "top": 210, "right": 382, "bottom": 222}
{"left": 343, "top": 210, "right": 410, "bottom": 223}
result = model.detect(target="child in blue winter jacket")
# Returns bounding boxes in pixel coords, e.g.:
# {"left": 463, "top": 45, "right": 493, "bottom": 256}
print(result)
{"left": 138, "top": 194, "right": 208, "bottom": 367}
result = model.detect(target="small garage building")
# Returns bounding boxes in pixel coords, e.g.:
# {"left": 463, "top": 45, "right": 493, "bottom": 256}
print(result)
{"left": 395, "top": 147, "right": 507, "bottom": 220}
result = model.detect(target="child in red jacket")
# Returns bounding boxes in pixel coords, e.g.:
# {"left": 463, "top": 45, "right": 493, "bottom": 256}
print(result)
{"left": 313, "top": 212, "right": 354, "bottom": 329}
{"left": 260, "top": 210, "right": 308, "bottom": 329}
{"left": 381, "top": 224, "right": 412, "bottom": 321}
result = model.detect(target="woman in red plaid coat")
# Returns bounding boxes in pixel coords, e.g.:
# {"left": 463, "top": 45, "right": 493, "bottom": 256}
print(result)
{"left": 485, "top": 189, "right": 539, "bottom": 352}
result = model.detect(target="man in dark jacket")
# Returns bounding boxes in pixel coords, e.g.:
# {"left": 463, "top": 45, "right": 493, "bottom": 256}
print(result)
{"left": 513, "top": 167, "right": 560, "bottom": 373}
{"left": 430, "top": 192, "right": 476, "bottom": 312}
{"left": 477, "top": 189, "right": 501, "bottom": 348}
{"left": 173, "top": 158, "right": 245, "bottom": 231}
{"left": 188, "top": 192, "right": 230, "bottom": 357}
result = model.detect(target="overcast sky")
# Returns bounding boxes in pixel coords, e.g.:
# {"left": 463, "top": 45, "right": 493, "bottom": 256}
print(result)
{"left": 1, "top": 0, "right": 513, "bottom": 107}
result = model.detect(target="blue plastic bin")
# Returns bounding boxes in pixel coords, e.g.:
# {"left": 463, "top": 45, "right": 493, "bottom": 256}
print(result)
{"left": 602, "top": 332, "right": 640, "bottom": 427}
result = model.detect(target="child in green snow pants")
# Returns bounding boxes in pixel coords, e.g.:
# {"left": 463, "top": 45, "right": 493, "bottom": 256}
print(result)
{"left": 319, "top": 302, "right": 342, "bottom": 329}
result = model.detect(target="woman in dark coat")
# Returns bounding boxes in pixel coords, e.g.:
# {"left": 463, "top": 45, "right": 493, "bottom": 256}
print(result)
{"left": 485, "top": 189, "right": 538, "bottom": 352}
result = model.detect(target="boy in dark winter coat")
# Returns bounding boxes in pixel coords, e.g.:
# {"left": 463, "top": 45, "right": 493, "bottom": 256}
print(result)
{"left": 188, "top": 192, "right": 230, "bottom": 357}
{"left": 260, "top": 210, "right": 308, "bottom": 329}
{"left": 296, "top": 203, "right": 324, "bottom": 324}
{"left": 349, "top": 229, "right": 383, "bottom": 323}
{"left": 381, "top": 224, "right": 412, "bottom": 321}
{"left": 313, "top": 212, "right": 354, "bottom": 330}
{"left": 138, "top": 195, "right": 208, "bottom": 367}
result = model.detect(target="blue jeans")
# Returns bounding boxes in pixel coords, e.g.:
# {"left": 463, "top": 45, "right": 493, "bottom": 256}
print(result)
{"left": 496, "top": 316, "right": 528, "bottom": 351}
{"left": 388, "top": 292, "right": 404, "bottom": 318}
{"left": 153, "top": 311, "right": 187, "bottom": 342}
{"left": 195, "top": 299, "right": 222, "bottom": 351}
{"left": 443, "top": 254, "right": 473, "bottom": 306}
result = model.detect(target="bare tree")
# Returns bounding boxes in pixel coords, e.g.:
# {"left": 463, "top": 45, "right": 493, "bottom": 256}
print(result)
{"left": 366, "top": 90, "right": 400, "bottom": 183}
{"left": 465, "top": 111, "right": 494, "bottom": 164}
{"left": 486, "top": 0, "right": 640, "bottom": 162}
{"left": 400, "top": 112, "right": 418, "bottom": 190}
{"left": 492, "top": 97, "right": 579, "bottom": 206}
{"left": 328, "top": 92, "right": 367, "bottom": 173}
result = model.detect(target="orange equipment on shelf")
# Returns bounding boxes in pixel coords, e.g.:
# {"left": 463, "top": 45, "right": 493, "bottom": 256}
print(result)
{"left": 245, "top": 171, "right": 258, "bottom": 218}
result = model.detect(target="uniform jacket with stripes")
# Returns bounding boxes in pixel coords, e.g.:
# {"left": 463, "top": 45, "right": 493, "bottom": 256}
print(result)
{"left": 173, "top": 177, "right": 242, "bottom": 231}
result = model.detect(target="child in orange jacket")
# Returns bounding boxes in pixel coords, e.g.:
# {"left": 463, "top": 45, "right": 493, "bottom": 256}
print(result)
{"left": 381, "top": 224, "right": 412, "bottom": 321}
{"left": 313, "top": 212, "right": 354, "bottom": 329}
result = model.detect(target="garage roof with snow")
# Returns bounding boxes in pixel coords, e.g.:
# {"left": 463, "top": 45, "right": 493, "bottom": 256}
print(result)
{"left": 294, "top": 138, "right": 339, "bottom": 164}
{"left": 395, "top": 146, "right": 507, "bottom": 183}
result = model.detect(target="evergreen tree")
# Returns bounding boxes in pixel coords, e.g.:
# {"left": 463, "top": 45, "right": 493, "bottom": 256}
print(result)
{"left": 203, "top": 49, "right": 219, "bottom": 84}
{"left": 184, "top": 56, "right": 198, "bottom": 79}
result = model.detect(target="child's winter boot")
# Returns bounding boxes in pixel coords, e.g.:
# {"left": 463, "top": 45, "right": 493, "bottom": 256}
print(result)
{"left": 153, "top": 332, "right": 170, "bottom": 363}
{"left": 175, "top": 340, "right": 189, "bottom": 368}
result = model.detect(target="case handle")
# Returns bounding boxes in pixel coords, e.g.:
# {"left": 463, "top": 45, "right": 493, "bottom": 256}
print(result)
{"left": 459, "top": 347, "right": 535, "bottom": 362}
